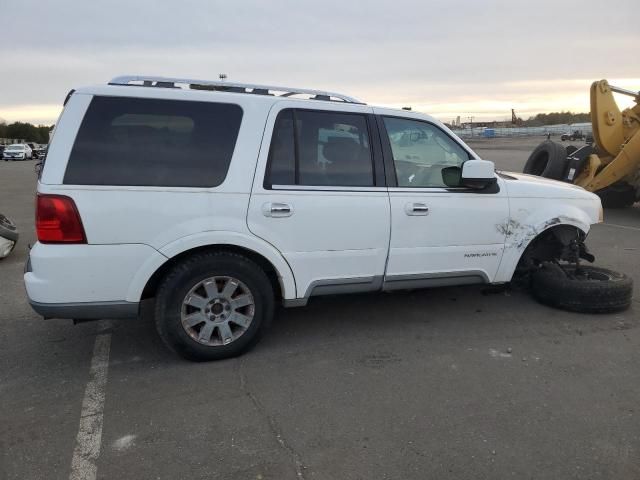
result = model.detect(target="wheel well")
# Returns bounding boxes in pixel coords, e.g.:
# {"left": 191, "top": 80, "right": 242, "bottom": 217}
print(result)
{"left": 141, "top": 245, "right": 283, "bottom": 302}
{"left": 516, "top": 224, "right": 586, "bottom": 272}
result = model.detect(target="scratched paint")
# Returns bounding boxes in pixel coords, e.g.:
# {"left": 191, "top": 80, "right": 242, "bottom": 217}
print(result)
{"left": 496, "top": 215, "right": 583, "bottom": 252}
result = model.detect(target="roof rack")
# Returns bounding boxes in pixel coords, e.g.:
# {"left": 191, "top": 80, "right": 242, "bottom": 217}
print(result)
{"left": 109, "top": 75, "right": 365, "bottom": 104}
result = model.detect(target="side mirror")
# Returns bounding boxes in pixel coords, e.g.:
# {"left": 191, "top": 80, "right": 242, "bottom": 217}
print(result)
{"left": 460, "top": 160, "right": 496, "bottom": 189}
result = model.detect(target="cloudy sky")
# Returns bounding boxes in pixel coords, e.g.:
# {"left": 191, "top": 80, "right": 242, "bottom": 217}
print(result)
{"left": 1, "top": 0, "right": 638, "bottom": 125}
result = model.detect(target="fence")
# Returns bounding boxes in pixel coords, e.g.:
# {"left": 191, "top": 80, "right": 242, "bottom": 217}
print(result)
{"left": 454, "top": 123, "right": 593, "bottom": 139}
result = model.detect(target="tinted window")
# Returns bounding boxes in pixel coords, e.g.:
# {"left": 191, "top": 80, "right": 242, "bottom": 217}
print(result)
{"left": 64, "top": 96, "right": 242, "bottom": 187}
{"left": 383, "top": 117, "right": 470, "bottom": 188}
{"left": 266, "top": 110, "right": 296, "bottom": 186}
{"left": 266, "top": 109, "right": 373, "bottom": 187}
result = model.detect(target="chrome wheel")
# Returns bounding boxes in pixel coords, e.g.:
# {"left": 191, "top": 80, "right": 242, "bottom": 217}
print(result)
{"left": 180, "top": 276, "right": 255, "bottom": 346}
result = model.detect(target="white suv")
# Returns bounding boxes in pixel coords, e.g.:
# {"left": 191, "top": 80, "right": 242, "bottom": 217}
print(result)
{"left": 25, "top": 75, "right": 603, "bottom": 360}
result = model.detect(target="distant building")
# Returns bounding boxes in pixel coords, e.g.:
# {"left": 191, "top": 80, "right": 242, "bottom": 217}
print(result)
{"left": 1, "top": 137, "right": 26, "bottom": 145}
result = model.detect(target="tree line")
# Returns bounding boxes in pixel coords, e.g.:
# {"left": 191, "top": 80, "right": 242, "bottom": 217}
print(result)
{"left": 523, "top": 111, "right": 591, "bottom": 126}
{"left": 0, "top": 122, "right": 54, "bottom": 144}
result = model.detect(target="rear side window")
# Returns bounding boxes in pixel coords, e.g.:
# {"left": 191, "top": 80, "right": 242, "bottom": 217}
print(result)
{"left": 265, "top": 109, "right": 374, "bottom": 188}
{"left": 64, "top": 96, "right": 242, "bottom": 187}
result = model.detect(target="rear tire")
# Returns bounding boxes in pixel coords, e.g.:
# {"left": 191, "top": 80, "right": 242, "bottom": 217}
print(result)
{"left": 596, "top": 183, "right": 636, "bottom": 209}
{"left": 523, "top": 141, "right": 568, "bottom": 180}
{"left": 531, "top": 263, "right": 632, "bottom": 313}
{"left": 155, "top": 251, "right": 274, "bottom": 361}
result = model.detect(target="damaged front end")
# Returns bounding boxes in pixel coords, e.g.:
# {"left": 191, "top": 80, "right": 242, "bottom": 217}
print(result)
{"left": 515, "top": 225, "right": 594, "bottom": 280}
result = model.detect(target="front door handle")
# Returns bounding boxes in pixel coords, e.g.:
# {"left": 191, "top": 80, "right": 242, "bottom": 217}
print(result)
{"left": 405, "top": 203, "right": 429, "bottom": 216}
{"left": 262, "top": 202, "right": 293, "bottom": 218}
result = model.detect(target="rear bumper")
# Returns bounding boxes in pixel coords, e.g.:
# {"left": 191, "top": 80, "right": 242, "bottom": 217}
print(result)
{"left": 24, "top": 249, "right": 139, "bottom": 319}
{"left": 29, "top": 299, "right": 139, "bottom": 320}
{"left": 23, "top": 242, "right": 162, "bottom": 318}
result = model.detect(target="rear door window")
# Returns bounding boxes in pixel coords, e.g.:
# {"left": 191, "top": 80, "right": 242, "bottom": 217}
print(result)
{"left": 265, "top": 109, "right": 374, "bottom": 188}
{"left": 64, "top": 96, "right": 242, "bottom": 187}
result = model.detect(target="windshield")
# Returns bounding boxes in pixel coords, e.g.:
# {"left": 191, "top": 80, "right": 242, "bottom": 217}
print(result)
{"left": 6, "top": 145, "right": 25, "bottom": 151}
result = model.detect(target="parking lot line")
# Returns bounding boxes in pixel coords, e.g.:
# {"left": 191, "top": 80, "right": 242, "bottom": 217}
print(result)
{"left": 69, "top": 321, "right": 112, "bottom": 480}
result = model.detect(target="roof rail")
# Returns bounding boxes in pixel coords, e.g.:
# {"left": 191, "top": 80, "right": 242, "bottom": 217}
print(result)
{"left": 109, "top": 75, "right": 365, "bottom": 104}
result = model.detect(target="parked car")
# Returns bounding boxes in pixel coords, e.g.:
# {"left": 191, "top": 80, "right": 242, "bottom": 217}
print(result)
{"left": 2, "top": 144, "right": 32, "bottom": 160}
{"left": 25, "top": 75, "right": 625, "bottom": 362}
{"left": 560, "top": 130, "right": 585, "bottom": 141}
{"left": 26, "top": 142, "right": 45, "bottom": 159}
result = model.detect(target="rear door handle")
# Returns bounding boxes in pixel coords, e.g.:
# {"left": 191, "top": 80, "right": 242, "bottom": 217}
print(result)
{"left": 405, "top": 203, "right": 429, "bottom": 216}
{"left": 262, "top": 202, "right": 293, "bottom": 217}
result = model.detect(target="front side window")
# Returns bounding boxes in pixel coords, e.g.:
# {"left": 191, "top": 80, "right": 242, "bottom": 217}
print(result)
{"left": 266, "top": 109, "right": 374, "bottom": 187}
{"left": 383, "top": 117, "right": 470, "bottom": 188}
{"left": 64, "top": 96, "right": 243, "bottom": 187}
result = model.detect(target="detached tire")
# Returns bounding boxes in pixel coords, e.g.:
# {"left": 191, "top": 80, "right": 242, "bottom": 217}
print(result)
{"left": 531, "top": 263, "right": 632, "bottom": 313}
{"left": 523, "top": 141, "right": 568, "bottom": 180}
{"left": 596, "top": 183, "right": 636, "bottom": 209}
{"left": 155, "top": 251, "right": 274, "bottom": 361}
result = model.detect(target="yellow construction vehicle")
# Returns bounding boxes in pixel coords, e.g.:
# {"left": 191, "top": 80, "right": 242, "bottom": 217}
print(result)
{"left": 523, "top": 80, "right": 640, "bottom": 207}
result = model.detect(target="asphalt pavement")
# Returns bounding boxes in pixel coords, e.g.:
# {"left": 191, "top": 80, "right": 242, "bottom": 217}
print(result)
{"left": 1, "top": 138, "right": 639, "bottom": 479}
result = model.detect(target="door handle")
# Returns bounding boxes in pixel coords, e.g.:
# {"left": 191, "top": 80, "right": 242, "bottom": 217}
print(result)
{"left": 405, "top": 203, "right": 429, "bottom": 216}
{"left": 262, "top": 202, "right": 293, "bottom": 217}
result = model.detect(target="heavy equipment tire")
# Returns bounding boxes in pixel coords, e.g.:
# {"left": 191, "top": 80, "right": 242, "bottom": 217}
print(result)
{"left": 531, "top": 263, "right": 632, "bottom": 313}
{"left": 596, "top": 183, "right": 636, "bottom": 208}
{"left": 565, "top": 145, "right": 578, "bottom": 156}
{"left": 523, "top": 141, "right": 567, "bottom": 180}
{"left": 155, "top": 251, "right": 274, "bottom": 361}
{"left": 0, "top": 213, "right": 19, "bottom": 242}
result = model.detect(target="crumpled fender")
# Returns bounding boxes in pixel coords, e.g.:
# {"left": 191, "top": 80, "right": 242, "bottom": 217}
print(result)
{"left": 494, "top": 205, "right": 593, "bottom": 282}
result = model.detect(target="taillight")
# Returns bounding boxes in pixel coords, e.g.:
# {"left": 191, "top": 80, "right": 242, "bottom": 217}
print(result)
{"left": 36, "top": 194, "right": 87, "bottom": 244}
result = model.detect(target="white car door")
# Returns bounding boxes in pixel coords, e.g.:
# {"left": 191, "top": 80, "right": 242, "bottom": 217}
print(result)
{"left": 247, "top": 102, "right": 391, "bottom": 302}
{"left": 376, "top": 112, "right": 509, "bottom": 289}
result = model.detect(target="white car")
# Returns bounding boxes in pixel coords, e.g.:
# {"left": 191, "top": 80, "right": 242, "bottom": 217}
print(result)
{"left": 3, "top": 143, "right": 32, "bottom": 160}
{"left": 25, "top": 75, "right": 609, "bottom": 361}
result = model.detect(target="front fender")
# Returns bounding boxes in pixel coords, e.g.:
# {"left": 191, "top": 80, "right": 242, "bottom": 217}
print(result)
{"left": 494, "top": 205, "right": 593, "bottom": 282}
{"left": 125, "top": 231, "right": 297, "bottom": 301}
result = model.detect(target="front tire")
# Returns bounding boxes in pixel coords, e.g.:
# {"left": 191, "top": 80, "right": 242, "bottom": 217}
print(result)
{"left": 155, "top": 251, "right": 274, "bottom": 361}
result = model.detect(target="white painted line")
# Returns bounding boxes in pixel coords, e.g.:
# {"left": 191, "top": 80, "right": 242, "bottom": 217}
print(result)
{"left": 601, "top": 222, "right": 640, "bottom": 232}
{"left": 69, "top": 322, "right": 112, "bottom": 480}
